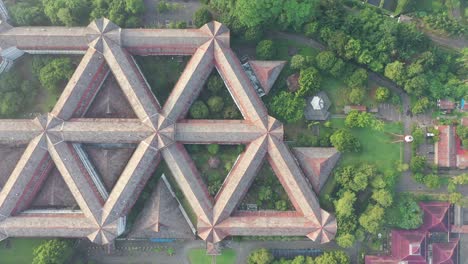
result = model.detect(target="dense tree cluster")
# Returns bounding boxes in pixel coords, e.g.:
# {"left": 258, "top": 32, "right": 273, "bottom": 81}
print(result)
{"left": 269, "top": 91, "right": 306, "bottom": 123}
{"left": 8, "top": 0, "right": 145, "bottom": 27}
{"left": 32, "top": 239, "right": 72, "bottom": 264}
{"left": 331, "top": 163, "right": 399, "bottom": 247}
{"left": 0, "top": 71, "right": 36, "bottom": 117}
{"left": 307, "top": 2, "right": 466, "bottom": 111}
{"left": 345, "top": 111, "right": 384, "bottom": 131}
{"left": 248, "top": 248, "right": 350, "bottom": 264}
{"left": 330, "top": 129, "right": 360, "bottom": 153}
{"left": 188, "top": 74, "right": 241, "bottom": 119}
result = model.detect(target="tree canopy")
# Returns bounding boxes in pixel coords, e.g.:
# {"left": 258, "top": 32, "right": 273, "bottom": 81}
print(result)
{"left": 32, "top": 239, "right": 72, "bottom": 264}
{"left": 269, "top": 91, "right": 305, "bottom": 123}
{"left": 330, "top": 129, "right": 361, "bottom": 153}
{"left": 298, "top": 66, "right": 321, "bottom": 97}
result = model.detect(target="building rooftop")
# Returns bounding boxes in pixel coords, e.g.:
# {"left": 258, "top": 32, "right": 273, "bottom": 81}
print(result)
{"left": 0, "top": 18, "right": 336, "bottom": 252}
{"left": 366, "top": 202, "right": 458, "bottom": 264}
{"left": 305, "top": 92, "right": 331, "bottom": 121}
{"left": 435, "top": 124, "right": 468, "bottom": 169}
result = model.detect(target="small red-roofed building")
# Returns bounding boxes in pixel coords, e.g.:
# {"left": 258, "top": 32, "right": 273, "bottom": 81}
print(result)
{"left": 292, "top": 147, "right": 340, "bottom": 193}
{"left": 432, "top": 239, "right": 459, "bottom": 264}
{"left": 435, "top": 125, "right": 457, "bottom": 168}
{"left": 247, "top": 60, "right": 286, "bottom": 96}
{"left": 461, "top": 117, "right": 468, "bottom": 126}
{"left": 344, "top": 105, "right": 367, "bottom": 114}
{"left": 419, "top": 202, "right": 450, "bottom": 232}
{"left": 365, "top": 202, "right": 459, "bottom": 264}
{"left": 287, "top": 73, "right": 300, "bottom": 92}
{"left": 435, "top": 124, "right": 468, "bottom": 169}
{"left": 438, "top": 99, "right": 456, "bottom": 113}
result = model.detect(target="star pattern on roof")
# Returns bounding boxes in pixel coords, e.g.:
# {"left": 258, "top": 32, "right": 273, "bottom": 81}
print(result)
{"left": 0, "top": 18, "right": 336, "bottom": 248}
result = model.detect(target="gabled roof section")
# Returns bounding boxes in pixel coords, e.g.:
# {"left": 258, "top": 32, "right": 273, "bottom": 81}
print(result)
{"left": 435, "top": 125, "right": 456, "bottom": 168}
{"left": 248, "top": 60, "right": 286, "bottom": 95}
{"left": 128, "top": 178, "right": 195, "bottom": 239}
{"left": 432, "top": 238, "right": 459, "bottom": 264}
{"left": 292, "top": 147, "right": 340, "bottom": 193}
{"left": 419, "top": 202, "right": 450, "bottom": 232}
{"left": 0, "top": 19, "right": 337, "bottom": 251}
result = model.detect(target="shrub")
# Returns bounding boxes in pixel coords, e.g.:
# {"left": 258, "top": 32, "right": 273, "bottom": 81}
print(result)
{"left": 207, "top": 96, "right": 224, "bottom": 113}
{"left": 207, "top": 144, "right": 219, "bottom": 155}
{"left": 375, "top": 87, "right": 390, "bottom": 102}
{"left": 348, "top": 88, "right": 365, "bottom": 105}
{"left": 248, "top": 248, "right": 273, "bottom": 264}
{"left": 304, "top": 21, "right": 319, "bottom": 37}
{"left": 32, "top": 239, "right": 72, "bottom": 264}
{"left": 315, "top": 51, "right": 337, "bottom": 71}
{"left": 189, "top": 101, "right": 209, "bottom": 118}
{"left": 290, "top": 54, "right": 306, "bottom": 70}
{"left": 256, "top": 40, "right": 276, "bottom": 60}
{"left": 176, "top": 21, "right": 187, "bottom": 29}
{"left": 207, "top": 75, "right": 224, "bottom": 94}
{"left": 244, "top": 26, "right": 263, "bottom": 42}
{"left": 39, "top": 58, "right": 74, "bottom": 93}
{"left": 223, "top": 105, "right": 241, "bottom": 119}
{"left": 269, "top": 91, "right": 305, "bottom": 123}
{"left": 388, "top": 195, "right": 423, "bottom": 229}
{"left": 410, "top": 155, "right": 426, "bottom": 173}
{"left": 330, "top": 129, "right": 361, "bottom": 152}
{"left": 424, "top": 174, "right": 441, "bottom": 189}
{"left": 297, "top": 66, "right": 322, "bottom": 97}
{"left": 193, "top": 7, "right": 213, "bottom": 27}
{"left": 346, "top": 68, "right": 368, "bottom": 88}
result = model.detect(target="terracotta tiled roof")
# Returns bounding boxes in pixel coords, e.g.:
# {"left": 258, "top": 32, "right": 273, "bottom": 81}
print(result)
{"left": 418, "top": 202, "right": 450, "bottom": 232}
{"left": 435, "top": 126, "right": 456, "bottom": 168}
{"left": 248, "top": 60, "right": 286, "bottom": 95}
{"left": 365, "top": 202, "right": 458, "bottom": 264}
{"left": 292, "top": 147, "right": 340, "bottom": 193}
{"left": 438, "top": 99, "right": 455, "bottom": 110}
{"left": 0, "top": 18, "right": 336, "bottom": 252}
{"left": 432, "top": 238, "right": 459, "bottom": 264}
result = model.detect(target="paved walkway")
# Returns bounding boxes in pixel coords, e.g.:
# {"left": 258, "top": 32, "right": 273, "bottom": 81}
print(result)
{"left": 87, "top": 239, "right": 359, "bottom": 264}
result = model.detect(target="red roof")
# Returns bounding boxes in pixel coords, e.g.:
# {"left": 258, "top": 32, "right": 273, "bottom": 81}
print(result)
{"left": 391, "top": 230, "right": 427, "bottom": 262}
{"left": 435, "top": 126, "right": 456, "bottom": 168}
{"left": 461, "top": 118, "right": 468, "bottom": 126}
{"left": 249, "top": 60, "right": 286, "bottom": 95}
{"left": 439, "top": 99, "right": 455, "bottom": 110}
{"left": 418, "top": 202, "right": 450, "bottom": 232}
{"left": 455, "top": 131, "right": 468, "bottom": 169}
{"left": 365, "top": 202, "right": 457, "bottom": 264}
{"left": 432, "top": 238, "right": 459, "bottom": 264}
{"left": 287, "top": 73, "right": 299, "bottom": 92}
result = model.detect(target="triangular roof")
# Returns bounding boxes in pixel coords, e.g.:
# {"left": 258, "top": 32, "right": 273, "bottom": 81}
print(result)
{"left": 419, "top": 202, "right": 450, "bottom": 232}
{"left": 0, "top": 19, "right": 336, "bottom": 253}
{"left": 248, "top": 60, "right": 286, "bottom": 95}
{"left": 128, "top": 177, "right": 195, "bottom": 239}
{"left": 292, "top": 147, "right": 340, "bottom": 193}
{"left": 432, "top": 238, "right": 459, "bottom": 264}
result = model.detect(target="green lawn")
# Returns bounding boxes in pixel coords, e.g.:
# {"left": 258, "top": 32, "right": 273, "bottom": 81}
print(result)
{"left": 331, "top": 118, "right": 403, "bottom": 172}
{"left": 189, "top": 249, "right": 236, "bottom": 264}
{"left": 0, "top": 238, "right": 46, "bottom": 264}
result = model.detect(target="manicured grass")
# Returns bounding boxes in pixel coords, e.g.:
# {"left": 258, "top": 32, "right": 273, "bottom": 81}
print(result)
{"left": 275, "top": 39, "right": 319, "bottom": 60}
{"left": 189, "top": 249, "right": 236, "bottom": 264}
{"left": 322, "top": 78, "right": 348, "bottom": 114}
{"left": 331, "top": 118, "right": 403, "bottom": 173}
{"left": 0, "top": 238, "right": 46, "bottom": 264}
